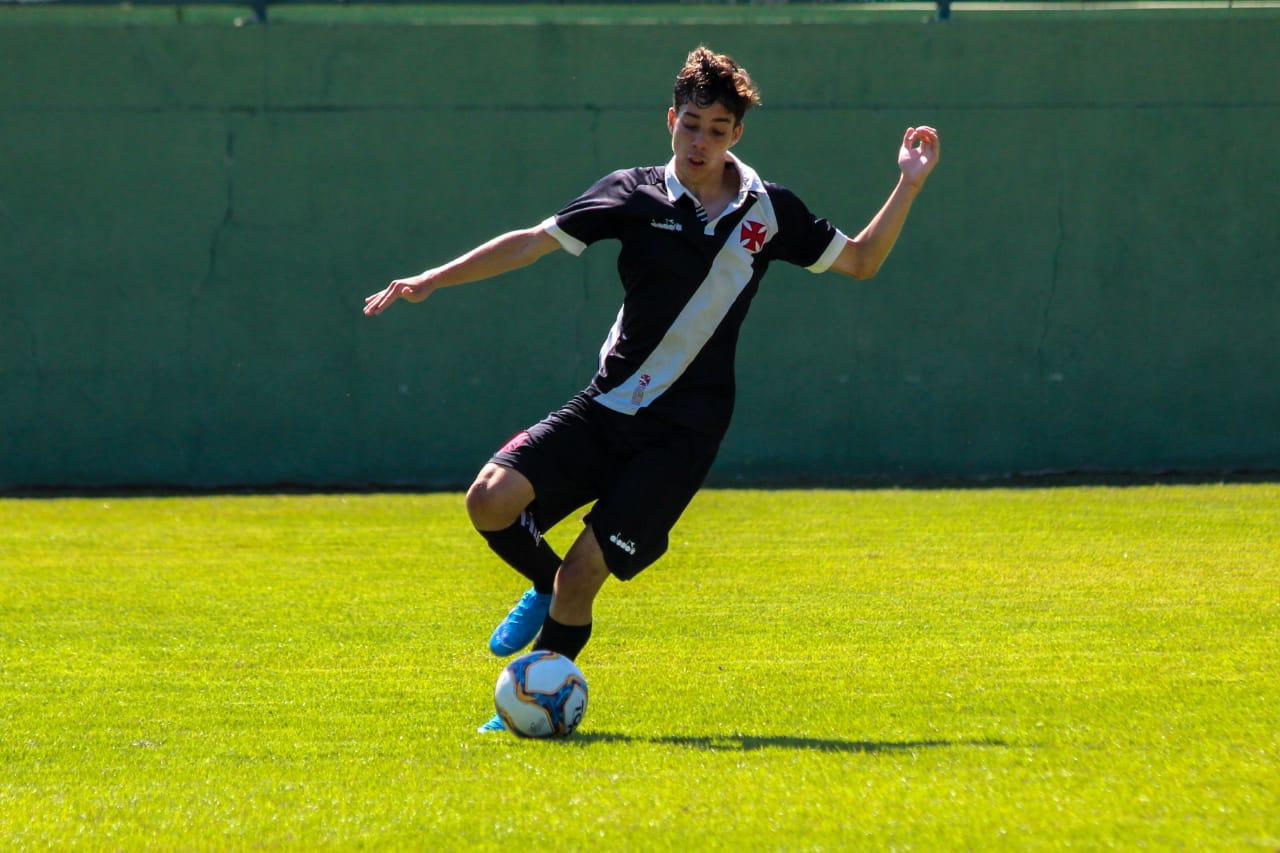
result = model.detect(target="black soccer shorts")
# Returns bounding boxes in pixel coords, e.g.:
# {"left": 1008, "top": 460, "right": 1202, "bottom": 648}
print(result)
{"left": 488, "top": 393, "right": 720, "bottom": 580}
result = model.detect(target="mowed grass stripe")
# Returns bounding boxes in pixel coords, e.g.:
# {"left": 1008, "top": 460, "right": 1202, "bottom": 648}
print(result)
{"left": 1, "top": 486, "right": 1276, "bottom": 848}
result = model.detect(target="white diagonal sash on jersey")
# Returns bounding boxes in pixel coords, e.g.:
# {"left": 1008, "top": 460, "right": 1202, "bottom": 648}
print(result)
{"left": 595, "top": 194, "right": 779, "bottom": 415}
{"left": 598, "top": 305, "right": 625, "bottom": 368}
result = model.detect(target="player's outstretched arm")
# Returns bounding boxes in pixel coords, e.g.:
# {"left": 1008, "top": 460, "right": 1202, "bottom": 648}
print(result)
{"left": 363, "top": 225, "right": 562, "bottom": 317}
{"left": 828, "top": 126, "right": 940, "bottom": 280}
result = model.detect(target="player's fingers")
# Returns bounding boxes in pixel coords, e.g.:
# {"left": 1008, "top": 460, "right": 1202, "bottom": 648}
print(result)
{"left": 907, "top": 127, "right": 933, "bottom": 155}
{"left": 921, "top": 133, "right": 939, "bottom": 161}
{"left": 369, "top": 287, "right": 394, "bottom": 316}
{"left": 903, "top": 127, "right": 915, "bottom": 147}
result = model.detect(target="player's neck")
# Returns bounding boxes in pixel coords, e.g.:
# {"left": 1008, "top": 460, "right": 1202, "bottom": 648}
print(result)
{"left": 682, "top": 160, "right": 739, "bottom": 215}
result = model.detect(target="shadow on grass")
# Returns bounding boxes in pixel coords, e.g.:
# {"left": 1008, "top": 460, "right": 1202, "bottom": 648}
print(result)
{"left": 558, "top": 732, "right": 1009, "bottom": 753}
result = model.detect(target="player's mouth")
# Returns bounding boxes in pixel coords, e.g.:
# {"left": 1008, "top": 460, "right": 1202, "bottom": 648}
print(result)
{"left": 688, "top": 155, "right": 707, "bottom": 168}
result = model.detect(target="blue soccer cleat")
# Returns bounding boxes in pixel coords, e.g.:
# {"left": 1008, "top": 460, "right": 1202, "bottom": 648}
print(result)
{"left": 488, "top": 587, "right": 552, "bottom": 657}
{"left": 477, "top": 713, "right": 507, "bottom": 733}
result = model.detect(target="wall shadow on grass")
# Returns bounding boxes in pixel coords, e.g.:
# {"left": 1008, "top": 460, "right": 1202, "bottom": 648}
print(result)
{"left": 560, "top": 732, "right": 1009, "bottom": 753}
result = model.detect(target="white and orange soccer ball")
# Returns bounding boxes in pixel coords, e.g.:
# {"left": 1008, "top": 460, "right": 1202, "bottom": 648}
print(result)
{"left": 494, "top": 650, "right": 588, "bottom": 738}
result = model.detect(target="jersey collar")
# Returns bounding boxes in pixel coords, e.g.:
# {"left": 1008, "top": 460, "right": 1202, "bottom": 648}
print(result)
{"left": 664, "top": 152, "right": 765, "bottom": 232}
{"left": 664, "top": 151, "right": 765, "bottom": 205}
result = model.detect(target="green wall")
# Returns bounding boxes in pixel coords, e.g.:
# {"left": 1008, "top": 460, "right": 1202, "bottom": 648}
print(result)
{"left": 3, "top": 11, "right": 1278, "bottom": 488}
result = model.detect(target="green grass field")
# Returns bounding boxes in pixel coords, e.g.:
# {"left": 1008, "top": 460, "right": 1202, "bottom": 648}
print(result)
{"left": 2, "top": 486, "right": 1276, "bottom": 848}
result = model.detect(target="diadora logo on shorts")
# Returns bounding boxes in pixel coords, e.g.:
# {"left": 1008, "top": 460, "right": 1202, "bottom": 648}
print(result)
{"left": 609, "top": 533, "right": 637, "bottom": 555}
{"left": 740, "top": 220, "right": 767, "bottom": 253}
{"left": 650, "top": 218, "right": 683, "bottom": 232}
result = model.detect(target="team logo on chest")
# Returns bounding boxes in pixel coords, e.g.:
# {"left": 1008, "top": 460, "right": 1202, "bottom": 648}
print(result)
{"left": 739, "top": 220, "right": 767, "bottom": 253}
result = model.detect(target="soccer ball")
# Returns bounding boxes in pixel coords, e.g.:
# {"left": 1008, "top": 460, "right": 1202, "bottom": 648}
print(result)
{"left": 494, "top": 650, "right": 588, "bottom": 738}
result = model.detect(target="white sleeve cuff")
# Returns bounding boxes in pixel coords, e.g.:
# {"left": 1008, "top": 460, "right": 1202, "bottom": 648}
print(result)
{"left": 540, "top": 216, "right": 587, "bottom": 257}
{"left": 805, "top": 229, "right": 849, "bottom": 274}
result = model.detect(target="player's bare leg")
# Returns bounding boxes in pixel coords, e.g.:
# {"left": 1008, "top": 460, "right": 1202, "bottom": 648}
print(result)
{"left": 550, "top": 525, "right": 610, "bottom": 625}
{"left": 465, "top": 463, "right": 534, "bottom": 531}
{"left": 527, "top": 524, "right": 608, "bottom": 664}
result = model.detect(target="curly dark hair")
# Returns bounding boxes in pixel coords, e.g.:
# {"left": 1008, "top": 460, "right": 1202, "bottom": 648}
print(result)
{"left": 672, "top": 46, "right": 761, "bottom": 124}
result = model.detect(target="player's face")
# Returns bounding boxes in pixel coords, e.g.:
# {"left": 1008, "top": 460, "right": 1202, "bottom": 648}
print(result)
{"left": 667, "top": 102, "right": 743, "bottom": 185}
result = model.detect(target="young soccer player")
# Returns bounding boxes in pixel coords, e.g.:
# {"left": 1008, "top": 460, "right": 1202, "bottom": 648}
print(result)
{"left": 364, "top": 47, "right": 939, "bottom": 731}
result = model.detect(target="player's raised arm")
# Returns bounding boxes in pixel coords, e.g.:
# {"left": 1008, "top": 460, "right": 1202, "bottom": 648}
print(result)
{"left": 363, "top": 224, "right": 562, "bottom": 317}
{"left": 828, "top": 126, "right": 940, "bottom": 280}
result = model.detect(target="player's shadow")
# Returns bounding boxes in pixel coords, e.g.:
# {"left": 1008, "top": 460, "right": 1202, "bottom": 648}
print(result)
{"left": 561, "top": 732, "right": 1008, "bottom": 753}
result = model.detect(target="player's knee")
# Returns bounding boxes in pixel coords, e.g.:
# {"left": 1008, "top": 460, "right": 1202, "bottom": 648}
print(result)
{"left": 466, "top": 472, "right": 519, "bottom": 531}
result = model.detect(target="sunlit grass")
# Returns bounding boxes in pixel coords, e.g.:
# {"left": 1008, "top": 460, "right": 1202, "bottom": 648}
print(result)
{"left": 1, "top": 486, "right": 1276, "bottom": 848}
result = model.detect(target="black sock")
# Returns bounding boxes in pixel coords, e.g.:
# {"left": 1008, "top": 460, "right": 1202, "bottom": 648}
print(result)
{"left": 532, "top": 615, "right": 592, "bottom": 661}
{"left": 479, "top": 510, "right": 560, "bottom": 594}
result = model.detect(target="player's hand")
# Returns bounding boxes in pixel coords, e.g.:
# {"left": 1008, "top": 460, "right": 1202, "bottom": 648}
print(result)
{"left": 898, "top": 126, "right": 940, "bottom": 189}
{"left": 363, "top": 274, "right": 434, "bottom": 317}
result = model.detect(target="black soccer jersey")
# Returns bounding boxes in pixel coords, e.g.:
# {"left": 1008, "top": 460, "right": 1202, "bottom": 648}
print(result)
{"left": 541, "top": 153, "right": 847, "bottom": 438}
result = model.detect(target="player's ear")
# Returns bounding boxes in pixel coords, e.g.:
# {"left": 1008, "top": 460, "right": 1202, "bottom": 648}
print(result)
{"left": 729, "top": 120, "right": 744, "bottom": 147}
{"left": 667, "top": 107, "right": 677, "bottom": 133}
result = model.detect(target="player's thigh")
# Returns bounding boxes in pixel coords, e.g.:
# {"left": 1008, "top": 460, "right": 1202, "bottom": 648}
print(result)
{"left": 587, "top": 433, "right": 719, "bottom": 581}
